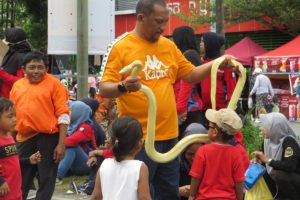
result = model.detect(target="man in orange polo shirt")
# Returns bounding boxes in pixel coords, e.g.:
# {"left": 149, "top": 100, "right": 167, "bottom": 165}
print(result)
{"left": 10, "top": 51, "right": 70, "bottom": 200}
{"left": 98, "top": 1, "right": 237, "bottom": 199}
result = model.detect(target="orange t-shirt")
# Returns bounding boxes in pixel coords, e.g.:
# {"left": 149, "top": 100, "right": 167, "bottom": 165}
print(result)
{"left": 10, "top": 73, "right": 69, "bottom": 142}
{"left": 100, "top": 33, "right": 195, "bottom": 140}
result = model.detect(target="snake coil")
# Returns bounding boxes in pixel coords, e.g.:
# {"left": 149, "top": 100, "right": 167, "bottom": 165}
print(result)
{"left": 119, "top": 57, "right": 246, "bottom": 163}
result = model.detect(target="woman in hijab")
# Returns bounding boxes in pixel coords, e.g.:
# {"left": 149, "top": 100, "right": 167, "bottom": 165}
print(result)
{"left": 0, "top": 28, "right": 31, "bottom": 97}
{"left": 79, "top": 98, "right": 106, "bottom": 147}
{"left": 76, "top": 98, "right": 107, "bottom": 195}
{"left": 172, "top": 26, "right": 204, "bottom": 139}
{"left": 199, "top": 32, "right": 236, "bottom": 112}
{"left": 56, "top": 101, "right": 97, "bottom": 184}
{"left": 253, "top": 112, "right": 300, "bottom": 199}
{"left": 179, "top": 123, "right": 207, "bottom": 200}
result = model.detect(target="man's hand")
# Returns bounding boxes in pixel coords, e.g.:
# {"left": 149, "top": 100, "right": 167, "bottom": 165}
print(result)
{"left": 123, "top": 76, "right": 141, "bottom": 92}
{"left": 0, "top": 182, "right": 9, "bottom": 196}
{"left": 219, "top": 55, "right": 239, "bottom": 72}
{"left": 53, "top": 143, "right": 65, "bottom": 163}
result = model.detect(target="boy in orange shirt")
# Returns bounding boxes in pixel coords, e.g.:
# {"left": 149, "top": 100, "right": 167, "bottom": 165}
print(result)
{"left": 10, "top": 52, "right": 70, "bottom": 200}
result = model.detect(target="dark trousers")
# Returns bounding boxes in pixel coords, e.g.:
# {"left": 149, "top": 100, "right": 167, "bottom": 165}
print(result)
{"left": 17, "top": 134, "right": 59, "bottom": 200}
{"left": 136, "top": 139, "right": 180, "bottom": 200}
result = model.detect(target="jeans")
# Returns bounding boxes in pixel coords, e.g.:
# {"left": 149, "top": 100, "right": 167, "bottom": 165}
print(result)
{"left": 57, "top": 146, "right": 89, "bottom": 178}
{"left": 17, "top": 134, "right": 59, "bottom": 200}
{"left": 136, "top": 138, "right": 180, "bottom": 200}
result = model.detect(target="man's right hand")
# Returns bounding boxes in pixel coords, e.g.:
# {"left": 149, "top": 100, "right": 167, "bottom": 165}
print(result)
{"left": 123, "top": 76, "right": 141, "bottom": 92}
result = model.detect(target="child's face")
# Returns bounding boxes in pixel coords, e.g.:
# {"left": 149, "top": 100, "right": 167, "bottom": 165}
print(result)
{"left": 0, "top": 106, "right": 16, "bottom": 134}
{"left": 24, "top": 60, "right": 48, "bottom": 84}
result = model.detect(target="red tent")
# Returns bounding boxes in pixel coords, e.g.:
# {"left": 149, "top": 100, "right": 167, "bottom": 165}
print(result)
{"left": 225, "top": 37, "right": 267, "bottom": 66}
{"left": 255, "top": 35, "right": 300, "bottom": 72}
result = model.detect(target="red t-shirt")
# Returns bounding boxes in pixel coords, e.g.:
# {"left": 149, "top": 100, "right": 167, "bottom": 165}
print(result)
{"left": 0, "top": 135, "right": 22, "bottom": 200}
{"left": 190, "top": 143, "right": 245, "bottom": 200}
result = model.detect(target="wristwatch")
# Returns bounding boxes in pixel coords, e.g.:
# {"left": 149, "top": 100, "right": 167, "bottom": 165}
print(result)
{"left": 117, "top": 82, "right": 127, "bottom": 93}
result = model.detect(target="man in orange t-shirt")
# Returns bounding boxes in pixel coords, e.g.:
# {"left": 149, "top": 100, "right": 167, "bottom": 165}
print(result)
{"left": 10, "top": 51, "right": 70, "bottom": 200}
{"left": 98, "top": 1, "right": 237, "bottom": 199}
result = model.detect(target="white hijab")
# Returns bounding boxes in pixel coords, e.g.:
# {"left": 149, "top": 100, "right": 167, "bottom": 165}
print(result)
{"left": 260, "top": 113, "right": 297, "bottom": 176}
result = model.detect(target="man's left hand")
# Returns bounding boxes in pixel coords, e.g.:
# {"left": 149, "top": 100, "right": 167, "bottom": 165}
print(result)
{"left": 220, "top": 55, "right": 240, "bottom": 72}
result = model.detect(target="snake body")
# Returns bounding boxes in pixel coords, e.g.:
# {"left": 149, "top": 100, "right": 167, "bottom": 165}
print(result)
{"left": 119, "top": 57, "right": 246, "bottom": 163}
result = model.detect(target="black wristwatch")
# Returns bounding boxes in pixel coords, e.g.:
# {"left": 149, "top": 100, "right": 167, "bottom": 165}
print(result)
{"left": 117, "top": 82, "right": 127, "bottom": 93}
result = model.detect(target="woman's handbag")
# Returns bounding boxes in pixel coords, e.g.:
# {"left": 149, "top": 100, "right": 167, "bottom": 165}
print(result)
{"left": 243, "top": 163, "right": 266, "bottom": 190}
{"left": 244, "top": 177, "right": 273, "bottom": 200}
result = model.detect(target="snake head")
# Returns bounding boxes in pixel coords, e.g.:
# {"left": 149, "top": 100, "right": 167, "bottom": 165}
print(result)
{"left": 119, "top": 60, "right": 143, "bottom": 77}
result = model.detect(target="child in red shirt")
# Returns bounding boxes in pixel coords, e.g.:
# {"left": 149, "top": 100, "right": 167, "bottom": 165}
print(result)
{"left": 189, "top": 108, "right": 245, "bottom": 200}
{"left": 0, "top": 98, "right": 41, "bottom": 200}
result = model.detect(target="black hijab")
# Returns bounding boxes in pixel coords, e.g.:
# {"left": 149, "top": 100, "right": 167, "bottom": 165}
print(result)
{"left": 202, "top": 32, "right": 225, "bottom": 59}
{"left": 1, "top": 28, "right": 31, "bottom": 75}
{"left": 172, "top": 26, "right": 198, "bottom": 53}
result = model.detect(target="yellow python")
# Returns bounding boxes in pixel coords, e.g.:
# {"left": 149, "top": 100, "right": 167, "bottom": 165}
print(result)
{"left": 119, "top": 57, "right": 246, "bottom": 163}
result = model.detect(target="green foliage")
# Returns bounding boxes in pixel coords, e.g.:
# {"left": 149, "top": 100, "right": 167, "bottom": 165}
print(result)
{"left": 225, "top": 0, "right": 300, "bottom": 36}
{"left": 14, "top": 0, "right": 47, "bottom": 50}
{"left": 242, "top": 112, "right": 263, "bottom": 158}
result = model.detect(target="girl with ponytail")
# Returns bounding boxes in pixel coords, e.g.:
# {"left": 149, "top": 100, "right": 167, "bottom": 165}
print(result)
{"left": 91, "top": 116, "right": 151, "bottom": 200}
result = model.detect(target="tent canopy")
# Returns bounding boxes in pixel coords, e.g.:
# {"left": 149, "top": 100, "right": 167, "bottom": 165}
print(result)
{"left": 225, "top": 37, "right": 267, "bottom": 66}
{"left": 256, "top": 35, "right": 300, "bottom": 57}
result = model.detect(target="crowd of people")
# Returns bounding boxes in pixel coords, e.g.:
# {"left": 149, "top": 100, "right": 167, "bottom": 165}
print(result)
{"left": 0, "top": 0, "right": 299, "bottom": 200}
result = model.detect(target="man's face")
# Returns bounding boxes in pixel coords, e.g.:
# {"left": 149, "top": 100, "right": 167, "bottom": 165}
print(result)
{"left": 141, "top": 4, "right": 169, "bottom": 42}
{"left": 24, "top": 60, "right": 48, "bottom": 84}
{"left": 0, "top": 106, "right": 16, "bottom": 134}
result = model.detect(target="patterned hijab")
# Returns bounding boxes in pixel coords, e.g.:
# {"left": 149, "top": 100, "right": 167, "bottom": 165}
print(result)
{"left": 67, "top": 101, "right": 93, "bottom": 136}
{"left": 260, "top": 112, "right": 297, "bottom": 175}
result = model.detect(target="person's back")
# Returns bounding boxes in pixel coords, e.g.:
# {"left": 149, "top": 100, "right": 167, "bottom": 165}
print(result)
{"left": 100, "top": 158, "right": 142, "bottom": 200}
{"left": 189, "top": 109, "right": 244, "bottom": 200}
{"left": 91, "top": 116, "right": 151, "bottom": 200}
{"left": 252, "top": 74, "right": 273, "bottom": 95}
{"left": 191, "top": 143, "right": 244, "bottom": 199}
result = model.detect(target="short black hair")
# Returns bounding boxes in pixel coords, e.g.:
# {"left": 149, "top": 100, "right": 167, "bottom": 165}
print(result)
{"left": 109, "top": 116, "right": 143, "bottom": 162}
{"left": 0, "top": 98, "right": 14, "bottom": 116}
{"left": 23, "top": 51, "right": 48, "bottom": 67}
{"left": 136, "top": 0, "right": 166, "bottom": 16}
